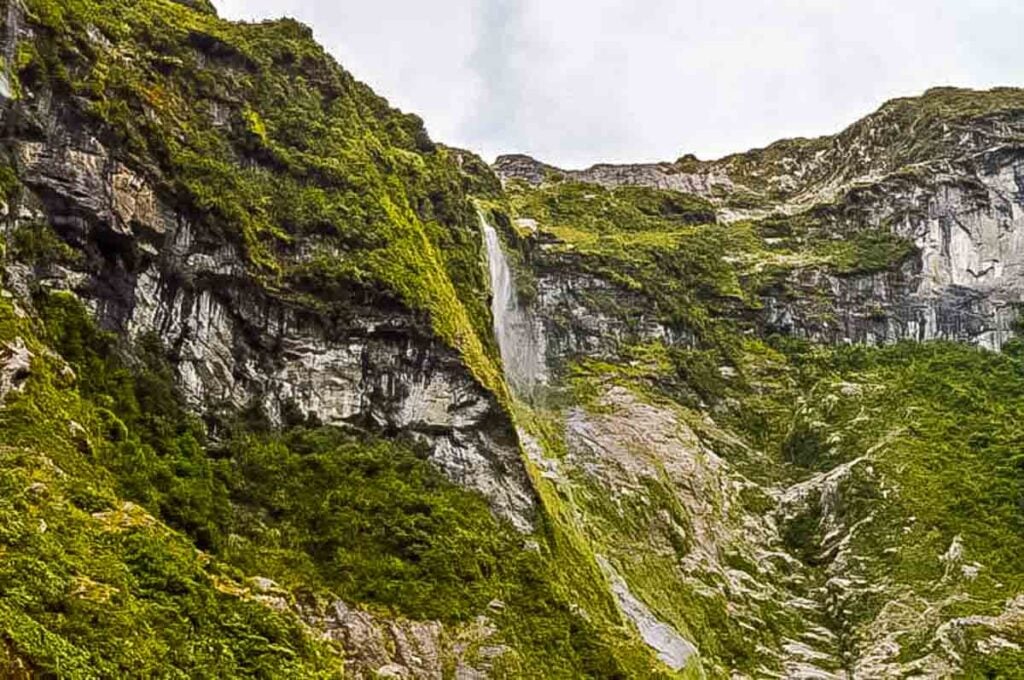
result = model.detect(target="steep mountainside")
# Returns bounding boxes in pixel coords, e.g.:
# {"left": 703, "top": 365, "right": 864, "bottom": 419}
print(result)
{"left": 497, "top": 87, "right": 1024, "bottom": 351}
{"left": 0, "top": 1, "right": 1022, "bottom": 678}
{"left": 0, "top": 1, "right": 674, "bottom": 677}
{"left": 485, "top": 86, "right": 1024, "bottom": 678}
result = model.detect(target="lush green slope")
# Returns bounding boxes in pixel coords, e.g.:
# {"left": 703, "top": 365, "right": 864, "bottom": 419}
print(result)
{"left": 496, "top": 174, "right": 1024, "bottom": 676}
{"left": 0, "top": 294, "right": 343, "bottom": 678}
{"left": 13, "top": 0, "right": 504, "bottom": 393}
{"left": 0, "top": 1, "right": 686, "bottom": 676}
{"left": 0, "top": 281, "right": 682, "bottom": 677}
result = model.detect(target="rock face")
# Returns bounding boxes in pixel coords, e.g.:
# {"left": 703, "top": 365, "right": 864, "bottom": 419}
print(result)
{"left": 496, "top": 94, "right": 1024, "bottom": 352}
{"left": 1, "top": 78, "right": 535, "bottom": 533}
{"left": 0, "top": 337, "right": 31, "bottom": 403}
{"left": 763, "top": 155, "right": 1024, "bottom": 349}
{"left": 305, "top": 600, "right": 508, "bottom": 679}
{"left": 531, "top": 265, "right": 692, "bottom": 374}
{"left": 494, "top": 154, "right": 734, "bottom": 196}
{"left": 596, "top": 555, "right": 696, "bottom": 672}
{"left": 488, "top": 88, "right": 1024, "bottom": 678}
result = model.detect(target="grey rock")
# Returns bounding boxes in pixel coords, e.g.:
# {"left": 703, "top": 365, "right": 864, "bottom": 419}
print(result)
{"left": 596, "top": 554, "right": 697, "bottom": 671}
{"left": 0, "top": 337, "right": 31, "bottom": 403}
{"left": 763, "top": 158, "right": 1024, "bottom": 349}
{"left": 494, "top": 154, "right": 733, "bottom": 196}
{"left": 532, "top": 266, "right": 693, "bottom": 376}
{"left": 2, "top": 94, "right": 536, "bottom": 532}
{"left": 307, "top": 600, "right": 505, "bottom": 680}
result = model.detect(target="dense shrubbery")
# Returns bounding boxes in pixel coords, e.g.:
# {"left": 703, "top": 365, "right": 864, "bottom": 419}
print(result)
{"left": 0, "top": 296, "right": 342, "bottom": 678}
{"left": 1, "top": 292, "right": 657, "bottom": 677}
{"left": 0, "top": 1, "right": 685, "bottom": 674}
{"left": 561, "top": 331, "right": 1024, "bottom": 674}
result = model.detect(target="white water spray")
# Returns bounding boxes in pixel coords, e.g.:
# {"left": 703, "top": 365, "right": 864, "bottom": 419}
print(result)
{"left": 481, "top": 215, "right": 545, "bottom": 399}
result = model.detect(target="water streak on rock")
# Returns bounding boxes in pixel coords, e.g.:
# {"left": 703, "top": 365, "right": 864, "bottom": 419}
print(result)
{"left": 481, "top": 215, "right": 545, "bottom": 399}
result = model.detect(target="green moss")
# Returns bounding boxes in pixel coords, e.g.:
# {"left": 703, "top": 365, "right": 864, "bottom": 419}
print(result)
{"left": 742, "top": 339, "right": 1024, "bottom": 661}
{"left": 7, "top": 222, "right": 82, "bottom": 267}
{"left": 508, "top": 181, "right": 716, "bottom": 236}
{"left": 535, "top": 323, "right": 1024, "bottom": 673}
{"left": 0, "top": 296, "right": 343, "bottom": 677}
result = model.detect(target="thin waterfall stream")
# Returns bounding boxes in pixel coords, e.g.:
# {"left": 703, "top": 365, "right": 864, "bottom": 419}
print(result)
{"left": 480, "top": 215, "right": 545, "bottom": 400}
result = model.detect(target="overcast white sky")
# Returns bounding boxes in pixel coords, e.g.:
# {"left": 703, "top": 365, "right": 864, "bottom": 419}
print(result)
{"left": 214, "top": 0, "right": 1024, "bottom": 168}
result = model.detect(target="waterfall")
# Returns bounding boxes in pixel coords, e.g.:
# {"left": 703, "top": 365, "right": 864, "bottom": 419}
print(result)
{"left": 481, "top": 215, "right": 545, "bottom": 399}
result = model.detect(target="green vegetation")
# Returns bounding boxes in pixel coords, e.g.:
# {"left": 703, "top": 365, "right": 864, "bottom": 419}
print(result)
{"left": 31, "top": 291, "right": 685, "bottom": 676}
{"left": 508, "top": 182, "right": 717, "bottom": 234}
{"left": 0, "top": 2, "right": 697, "bottom": 675}
{"left": 4, "top": 0, "right": 1022, "bottom": 676}
{"left": 505, "top": 180, "right": 915, "bottom": 395}
{"left": 502, "top": 153, "right": 1021, "bottom": 674}
{"left": 774, "top": 340, "right": 1024, "bottom": 660}
{"left": 0, "top": 295, "right": 343, "bottom": 678}
{"left": 552, "top": 331, "right": 1024, "bottom": 675}
{"left": 0, "top": 277, "right": 681, "bottom": 676}
{"left": 17, "top": 0, "right": 505, "bottom": 397}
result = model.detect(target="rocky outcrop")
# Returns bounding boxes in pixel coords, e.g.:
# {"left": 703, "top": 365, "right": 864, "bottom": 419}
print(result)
{"left": 0, "top": 336, "right": 30, "bottom": 403}
{"left": 496, "top": 134, "right": 1024, "bottom": 354}
{"left": 304, "top": 600, "right": 509, "bottom": 679}
{"left": 596, "top": 554, "right": 697, "bottom": 672}
{"left": 531, "top": 265, "right": 692, "bottom": 374}
{"left": 762, "top": 154, "right": 1024, "bottom": 349}
{"left": 0, "top": 84, "right": 535, "bottom": 533}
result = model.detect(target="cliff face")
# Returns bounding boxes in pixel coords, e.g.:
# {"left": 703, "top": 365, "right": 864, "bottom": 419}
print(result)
{"left": 0, "top": 1, "right": 610, "bottom": 677}
{"left": 8, "top": 114, "right": 534, "bottom": 530}
{"left": 1, "top": 0, "right": 538, "bottom": 528}
{"left": 1, "top": 1, "right": 1023, "bottom": 678}
{"left": 497, "top": 89, "right": 1024, "bottom": 352}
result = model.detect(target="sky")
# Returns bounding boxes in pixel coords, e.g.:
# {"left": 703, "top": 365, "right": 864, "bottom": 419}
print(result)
{"left": 213, "top": 0, "right": 1024, "bottom": 169}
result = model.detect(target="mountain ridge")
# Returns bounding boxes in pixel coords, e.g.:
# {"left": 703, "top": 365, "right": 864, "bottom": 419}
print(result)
{"left": 495, "top": 85, "right": 1024, "bottom": 185}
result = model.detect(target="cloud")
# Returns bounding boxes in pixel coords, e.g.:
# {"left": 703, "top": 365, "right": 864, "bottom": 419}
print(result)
{"left": 465, "top": 0, "right": 526, "bottom": 146}
{"left": 213, "top": 0, "right": 1024, "bottom": 167}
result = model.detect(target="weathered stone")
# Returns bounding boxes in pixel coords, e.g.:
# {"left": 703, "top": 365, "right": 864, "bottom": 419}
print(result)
{"left": 305, "top": 600, "right": 504, "bottom": 680}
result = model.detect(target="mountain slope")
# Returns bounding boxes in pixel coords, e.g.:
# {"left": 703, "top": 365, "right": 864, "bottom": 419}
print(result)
{"left": 0, "top": 0, "right": 1023, "bottom": 677}
{"left": 0, "top": 0, "right": 685, "bottom": 677}
{"left": 486, "top": 86, "right": 1024, "bottom": 677}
